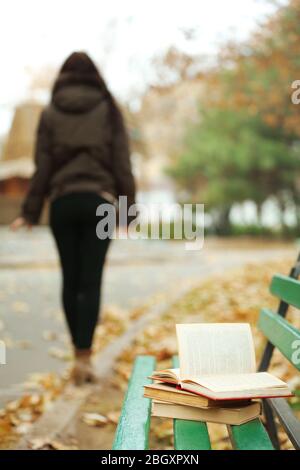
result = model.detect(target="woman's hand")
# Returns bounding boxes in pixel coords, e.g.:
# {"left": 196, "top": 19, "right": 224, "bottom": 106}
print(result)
{"left": 10, "top": 217, "right": 32, "bottom": 231}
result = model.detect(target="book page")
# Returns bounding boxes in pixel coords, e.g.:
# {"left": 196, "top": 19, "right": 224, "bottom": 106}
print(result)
{"left": 188, "top": 372, "right": 288, "bottom": 392}
{"left": 176, "top": 323, "right": 256, "bottom": 377}
{"left": 152, "top": 368, "right": 180, "bottom": 381}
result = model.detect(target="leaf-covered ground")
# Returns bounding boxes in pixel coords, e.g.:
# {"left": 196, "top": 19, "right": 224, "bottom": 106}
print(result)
{"left": 2, "top": 258, "right": 300, "bottom": 449}
{"left": 0, "top": 303, "right": 143, "bottom": 449}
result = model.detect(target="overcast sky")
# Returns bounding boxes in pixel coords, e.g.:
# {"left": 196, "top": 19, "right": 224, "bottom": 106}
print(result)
{"left": 0, "top": 0, "right": 282, "bottom": 134}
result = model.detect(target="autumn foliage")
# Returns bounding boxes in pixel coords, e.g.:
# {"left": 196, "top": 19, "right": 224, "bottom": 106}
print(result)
{"left": 169, "top": 0, "right": 300, "bottom": 235}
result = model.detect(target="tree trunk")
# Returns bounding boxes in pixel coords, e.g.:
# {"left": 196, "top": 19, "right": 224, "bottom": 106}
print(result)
{"left": 215, "top": 206, "right": 231, "bottom": 236}
{"left": 256, "top": 203, "right": 263, "bottom": 227}
{"left": 291, "top": 188, "right": 300, "bottom": 233}
{"left": 277, "top": 198, "right": 288, "bottom": 234}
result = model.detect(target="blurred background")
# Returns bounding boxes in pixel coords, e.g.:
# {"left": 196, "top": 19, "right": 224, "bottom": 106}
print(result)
{"left": 0, "top": 0, "right": 300, "bottom": 450}
{"left": 1, "top": 0, "right": 299, "bottom": 236}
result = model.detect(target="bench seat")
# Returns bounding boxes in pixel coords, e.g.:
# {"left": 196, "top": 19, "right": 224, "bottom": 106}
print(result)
{"left": 113, "top": 355, "right": 274, "bottom": 450}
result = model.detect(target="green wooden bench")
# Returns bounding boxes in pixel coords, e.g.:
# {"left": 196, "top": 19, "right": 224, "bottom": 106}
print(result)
{"left": 113, "top": 256, "right": 300, "bottom": 450}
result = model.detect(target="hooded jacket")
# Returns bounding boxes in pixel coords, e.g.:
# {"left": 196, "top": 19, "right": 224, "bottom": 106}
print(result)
{"left": 21, "top": 72, "right": 136, "bottom": 224}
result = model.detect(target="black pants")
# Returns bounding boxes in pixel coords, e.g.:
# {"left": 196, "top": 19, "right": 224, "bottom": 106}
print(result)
{"left": 50, "top": 192, "right": 111, "bottom": 350}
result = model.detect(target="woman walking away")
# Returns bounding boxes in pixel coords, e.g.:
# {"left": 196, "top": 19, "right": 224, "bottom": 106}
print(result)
{"left": 11, "top": 52, "right": 136, "bottom": 385}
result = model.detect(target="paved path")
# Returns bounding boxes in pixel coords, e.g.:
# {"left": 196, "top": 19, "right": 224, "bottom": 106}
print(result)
{"left": 0, "top": 226, "right": 295, "bottom": 406}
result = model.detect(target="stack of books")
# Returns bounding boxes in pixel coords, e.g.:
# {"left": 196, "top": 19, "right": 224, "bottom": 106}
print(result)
{"left": 144, "top": 323, "right": 292, "bottom": 425}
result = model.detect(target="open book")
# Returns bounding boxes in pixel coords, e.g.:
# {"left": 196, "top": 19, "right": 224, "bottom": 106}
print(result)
{"left": 144, "top": 383, "right": 250, "bottom": 408}
{"left": 150, "top": 323, "right": 292, "bottom": 400}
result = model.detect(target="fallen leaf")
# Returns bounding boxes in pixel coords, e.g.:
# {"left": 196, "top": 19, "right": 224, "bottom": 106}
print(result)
{"left": 2, "top": 336, "right": 15, "bottom": 349}
{"left": 107, "top": 410, "right": 120, "bottom": 424}
{"left": 9, "top": 415, "right": 21, "bottom": 426}
{"left": 15, "top": 423, "right": 32, "bottom": 435}
{"left": 16, "top": 340, "right": 33, "bottom": 349}
{"left": 17, "top": 411, "right": 33, "bottom": 422}
{"left": 48, "top": 347, "right": 72, "bottom": 361}
{"left": 6, "top": 400, "right": 20, "bottom": 412}
{"left": 11, "top": 301, "right": 30, "bottom": 314}
{"left": 42, "top": 331, "right": 58, "bottom": 341}
{"left": 28, "top": 438, "right": 49, "bottom": 450}
{"left": 29, "top": 394, "right": 41, "bottom": 406}
{"left": 153, "top": 420, "right": 173, "bottom": 440}
{"left": 49, "top": 440, "right": 78, "bottom": 450}
{"left": 81, "top": 412, "right": 108, "bottom": 427}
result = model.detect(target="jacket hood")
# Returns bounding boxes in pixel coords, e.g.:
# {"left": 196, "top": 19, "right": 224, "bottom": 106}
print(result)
{"left": 52, "top": 72, "right": 107, "bottom": 113}
{"left": 52, "top": 84, "right": 105, "bottom": 113}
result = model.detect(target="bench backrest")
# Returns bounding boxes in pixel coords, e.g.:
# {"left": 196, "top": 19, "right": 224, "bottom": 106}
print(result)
{"left": 258, "top": 273, "right": 300, "bottom": 449}
{"left": 258, "top": 275, "right": 300, "bottom": 371}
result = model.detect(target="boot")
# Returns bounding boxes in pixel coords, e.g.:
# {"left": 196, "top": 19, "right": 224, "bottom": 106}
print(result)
{"left": 71, "top": 348, "right": 98, "bottom": 386}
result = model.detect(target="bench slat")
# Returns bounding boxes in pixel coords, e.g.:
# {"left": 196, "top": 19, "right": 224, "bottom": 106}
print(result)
{"left": 270, "top": 274, "right": 300, "bottom": 309}
{"left": 258, "top": 308, "right": 300, "bottom": 370}
{"left": 228, "top": 419, "right": 274, "bottom": 450}
{"left": 113, "top": 355, "right": 156, "bottom": 450}
{"left": 172, "top": 356, "right": 211, "bottom": 450}
{"left": 174, "top": 420, "right": 211, "bottom": 450}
